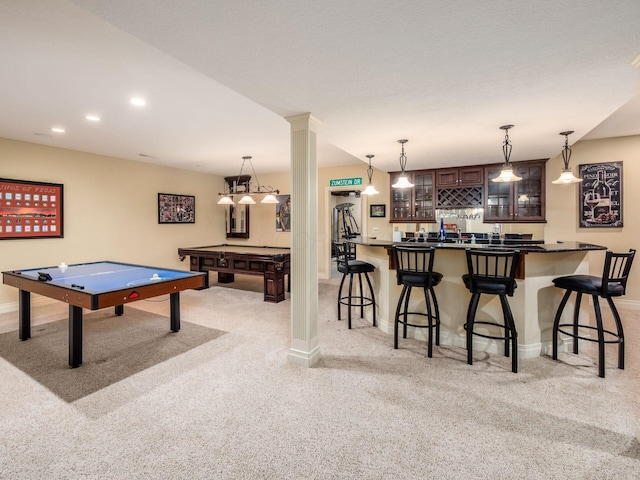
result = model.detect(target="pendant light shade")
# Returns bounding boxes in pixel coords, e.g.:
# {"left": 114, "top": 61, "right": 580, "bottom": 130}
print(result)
{"left": 392, "top": 139, "right": 414, "bottom": 188}
{"left": 361, "top": 154, "right": 379, "bottom": 195}
{"left": 552, "top": 130, "right": 583, "bottom": 184}
{"left": 218, "top": 156, "right": 280, "bottom": 204}
{"left": 492, "top": 125, "right": 522, "bottom": 183}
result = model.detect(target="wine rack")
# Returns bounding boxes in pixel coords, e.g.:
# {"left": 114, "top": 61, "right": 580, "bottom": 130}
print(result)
{"left": 437, "top": 187, "right": 483, "bottom": 208}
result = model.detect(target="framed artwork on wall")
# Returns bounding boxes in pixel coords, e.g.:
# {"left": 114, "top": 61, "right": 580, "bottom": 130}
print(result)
{"left": 0, "top": 177, "right": 64, "bottom": 240}
{"left": 158, "top": 193, "right": 195, "bottom": 224}
{"left": 578, "top": 162, "right": 622, "bottom": 228}
{"left": 276, "top": 194, "right": 291, "bottom": 232}
{"left": 370, "top": 204, "right": 386, "bottom": 218}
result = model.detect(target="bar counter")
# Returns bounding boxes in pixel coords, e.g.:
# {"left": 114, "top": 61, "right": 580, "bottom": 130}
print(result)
{"left": 349, "top": 238, "right": 607, "bottom": 359}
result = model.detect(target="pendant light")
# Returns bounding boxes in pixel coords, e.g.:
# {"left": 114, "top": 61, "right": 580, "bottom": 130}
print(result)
{"left": 552, "top": 130, "right": 583, "bottom": 184}
{"left": 391, "top": 139, "right": 414, "bottom": 188}
{"left": 217, "top": 156, "right": 280, "bottom": 204}
{"left": 361, "top": 154, "right": 379, "bottom": 195}
{"left": 491, "top": 125, "right": 522, "bottom": 183}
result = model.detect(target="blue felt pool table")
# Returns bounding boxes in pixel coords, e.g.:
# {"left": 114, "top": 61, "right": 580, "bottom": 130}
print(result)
{"left": 2, "top": 261, "right": 206, "bottom": 367}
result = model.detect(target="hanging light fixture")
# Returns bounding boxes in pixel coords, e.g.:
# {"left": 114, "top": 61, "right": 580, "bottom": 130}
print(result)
{"left": 552, "top": 130, "right": 583, "bottom": 184}
{"left": 217, "top": 156, "right": 280, "bottom": 205}
{"left": 361, "top": 154, "right": 379, "bottom": 195}
{"left": 391, "top": 139, "right": 414, "bottom": 188}
{"left": 491, "top": 125, "right": 522, "bottom": 183}
{"left": 217, "top": 195, "right": 234, "bottom": 205}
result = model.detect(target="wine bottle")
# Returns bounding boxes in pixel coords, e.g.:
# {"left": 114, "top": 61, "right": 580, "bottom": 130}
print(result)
{"left": 438, "top": 218, "right": 446, "bottom": 242}
{"left": 592, "top": 170, "right": 610, "bottom": 219}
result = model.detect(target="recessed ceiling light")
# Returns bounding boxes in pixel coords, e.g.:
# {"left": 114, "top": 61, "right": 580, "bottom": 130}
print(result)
{"left": 34, "top": 132, "right": 52, "bottom": 138}
{"left": 130, "top": 97, "right": 146, "bottom": 106}
{"left": 86, "top": 114, "right": 101, "bottom": 122}
{"left": 139, "top": 153, "right": 155, "bottom": 158}
{"left": 51, "top": 127, "right": 65, "bottom": 133}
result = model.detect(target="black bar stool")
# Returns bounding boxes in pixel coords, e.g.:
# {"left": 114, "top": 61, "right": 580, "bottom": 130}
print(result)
{"left": 552, "top": 249, "right": 635, "bottom": 378}
{"left": 392, "top": 246, "right": 442, "bottom": 357}
{"left": 463, "top": 249, "right": 520, "bottom": 373}
{"left": 333, "top": 241, "right": 376, "bottom": 329}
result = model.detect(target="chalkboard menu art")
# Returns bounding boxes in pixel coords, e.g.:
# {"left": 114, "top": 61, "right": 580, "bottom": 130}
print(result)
{"left": 0, "top": 178, "right": 64, "bottom": 239}
{"left": 578, "top": 162, "right": 623, "bottom": 228}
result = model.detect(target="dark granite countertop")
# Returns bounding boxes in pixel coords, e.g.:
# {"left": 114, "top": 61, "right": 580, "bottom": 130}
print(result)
{"left": 351, "top": 237, "right": 607, "bottom": 253}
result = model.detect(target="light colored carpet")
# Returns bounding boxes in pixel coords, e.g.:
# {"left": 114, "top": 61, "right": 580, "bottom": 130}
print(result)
{"left": 0, "top": 308, "right": 225, "bottom": 402}
{"left": 0, "top": 275, "right": 639, "bottom": 479}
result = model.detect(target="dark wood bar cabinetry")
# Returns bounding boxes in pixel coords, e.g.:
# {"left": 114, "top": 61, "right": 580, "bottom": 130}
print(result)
{"left": 390, "top": 170, "right": 435, "bottom": 223}
{"left": 389, "top": 160, "right": 546, "bottom": 224}
{"left": 484, "top": 159, "right": 546, "bottom": 223}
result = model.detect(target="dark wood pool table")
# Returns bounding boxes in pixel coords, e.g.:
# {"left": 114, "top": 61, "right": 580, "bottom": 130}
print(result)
{"left": 177, "top": 244, "right": 290, "bottom": 303}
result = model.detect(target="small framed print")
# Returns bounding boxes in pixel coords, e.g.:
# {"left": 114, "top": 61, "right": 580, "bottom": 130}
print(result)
{"left": 370, "top": 204, "right": 386, "bottom": 218}
{"left": 0, "top": 178, "right": 64, "bottom": 240}
{"left": 158, "top": 193, "right": 195, "bottom": 224}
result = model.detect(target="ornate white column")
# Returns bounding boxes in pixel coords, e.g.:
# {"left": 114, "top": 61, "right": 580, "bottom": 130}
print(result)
{"left": 286, "top": 113, "right": 321, "bottom": 367}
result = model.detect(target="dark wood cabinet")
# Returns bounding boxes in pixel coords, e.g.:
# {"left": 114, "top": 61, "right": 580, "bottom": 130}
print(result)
{"left": 390, "top": 170, "right": 435, "bottom": 223}
{"left": 436, "top": 167, "right": 483, "bottom": 187}
{"left": 484, "top": 160, "right": 546, "bottom": 223}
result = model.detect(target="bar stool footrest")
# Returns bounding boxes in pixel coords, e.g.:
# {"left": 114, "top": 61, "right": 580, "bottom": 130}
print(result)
{"left": 556, "top": 323, "right": 622, "bottom": 345}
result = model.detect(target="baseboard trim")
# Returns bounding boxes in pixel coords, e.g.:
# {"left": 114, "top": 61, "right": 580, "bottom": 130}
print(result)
{"left": 288, "top": 345, "right": 321, "bottom": 368}
{"left": 0, "top": 296, "right": 58, "bottom": 315}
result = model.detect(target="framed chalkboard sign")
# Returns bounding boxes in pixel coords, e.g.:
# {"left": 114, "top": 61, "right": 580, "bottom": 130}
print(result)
{"left": 578, "top": 162, "right": 622, "bottom": 228}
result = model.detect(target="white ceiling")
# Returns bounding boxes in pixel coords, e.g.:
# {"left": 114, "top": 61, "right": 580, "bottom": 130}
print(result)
{"left": 1, "top": 0, "right": 639, "bottom": 177}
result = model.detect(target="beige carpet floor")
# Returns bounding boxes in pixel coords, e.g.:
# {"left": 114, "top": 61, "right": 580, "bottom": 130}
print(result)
{"left": 0, "top": 308, "right": 225, "bottom": 402}
{"left": 0, "top": 273, "right": 639, "bottom": 479}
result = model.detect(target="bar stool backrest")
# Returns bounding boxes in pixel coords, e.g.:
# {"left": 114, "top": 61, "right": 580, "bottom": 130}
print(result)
{"left": 393, "top": 246, "right": 437, "bottom": 286}
{"left": 602, "top": 249, "right": 635, "bottom": 296}
{"left": 333, "top": 241, "right": 356, "bottom": 273}
{"left": 465, "top": 249, "right": 520, "bottom": 296}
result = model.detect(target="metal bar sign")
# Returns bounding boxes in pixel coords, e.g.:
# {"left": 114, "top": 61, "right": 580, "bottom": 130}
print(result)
{"left": 329, "top": 178, "right": 363, "bottom": 187}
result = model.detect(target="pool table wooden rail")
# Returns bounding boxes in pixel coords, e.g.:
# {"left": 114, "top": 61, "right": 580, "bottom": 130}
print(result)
{"left": 177, "top": 244, "right": 290, "bottom": 303}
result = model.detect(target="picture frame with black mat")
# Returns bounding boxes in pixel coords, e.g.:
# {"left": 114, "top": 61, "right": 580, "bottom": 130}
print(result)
{"left": 370, "top": 204, "right": 386, "bottom": 218}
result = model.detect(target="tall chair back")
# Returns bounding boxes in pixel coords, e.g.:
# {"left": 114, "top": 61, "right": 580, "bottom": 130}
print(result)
{"left": 465, "top": 249, "right": 520, "bottom": 296}
{"left": 394, "top": 246, "right": 437, "bottom": 287}
{"left": 602, "top": 249, "right": 635, "bottom": 296}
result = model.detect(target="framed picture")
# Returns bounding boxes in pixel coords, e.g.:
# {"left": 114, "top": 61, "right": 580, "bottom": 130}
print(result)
{"left": 276, "top": 194, "right": 291, "bottom": 232}
{"left": 158, "top": 193, "right": 195, "bottom": 224}
{"left": 0, "top": 178, "right": 64, "bottom": 240}
{"left": 370, "top": 204, "right": 386, "bottom": 218}
{"left": 578, "top": 162, "right": 622, "bottom": 228}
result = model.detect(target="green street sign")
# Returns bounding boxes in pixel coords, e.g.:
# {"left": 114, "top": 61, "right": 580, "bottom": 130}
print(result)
{"left": 329, "top": 177, "right": 363, "bottom": 187}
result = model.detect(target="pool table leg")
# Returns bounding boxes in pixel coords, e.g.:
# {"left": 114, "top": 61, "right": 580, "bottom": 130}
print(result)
{"left": 115, "top": 305, "right": 124, "bottom": 316}
{"left": 69, "top": 305, "right": 83, "bottom": 368}
{"left": 170, "top": 292, "right": 180, "bottom": 332}
{"left": 19, "top": 290, "right": 31, "bottom": 341}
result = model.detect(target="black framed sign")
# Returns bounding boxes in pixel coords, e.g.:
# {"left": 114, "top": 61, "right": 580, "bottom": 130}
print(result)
{"left": 578, "top": 162, "right": 622, "bottom": 228}
{"left": 370, "top": 204, "right": 386, "bottom": 218}
{"left": 0, "top": 178, "right": 64, "bottom": 240}
{"left": 158, "top": 193, "right": 195, "bottom": 224}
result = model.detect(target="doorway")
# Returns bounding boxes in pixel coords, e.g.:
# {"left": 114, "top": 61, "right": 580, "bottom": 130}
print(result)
{"left": 330, "top": 190, "right": 362, "bottom": 278}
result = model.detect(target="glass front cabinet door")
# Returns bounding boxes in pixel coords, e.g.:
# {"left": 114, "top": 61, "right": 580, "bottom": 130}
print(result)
{"left": 390, "top": 170, "right": 435, "bottom": 223}
{"left": 484, "top": 160, "right": 546, "bottom": 222}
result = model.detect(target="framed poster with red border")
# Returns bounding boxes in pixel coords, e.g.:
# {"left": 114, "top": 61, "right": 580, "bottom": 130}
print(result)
{"left": 0, "top": 178, "right": 64, "bottom": 240}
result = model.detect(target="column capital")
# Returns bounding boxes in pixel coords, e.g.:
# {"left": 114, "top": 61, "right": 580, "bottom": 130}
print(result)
{"left": 285, "top": 112, "right": 321, "bottom": 131}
